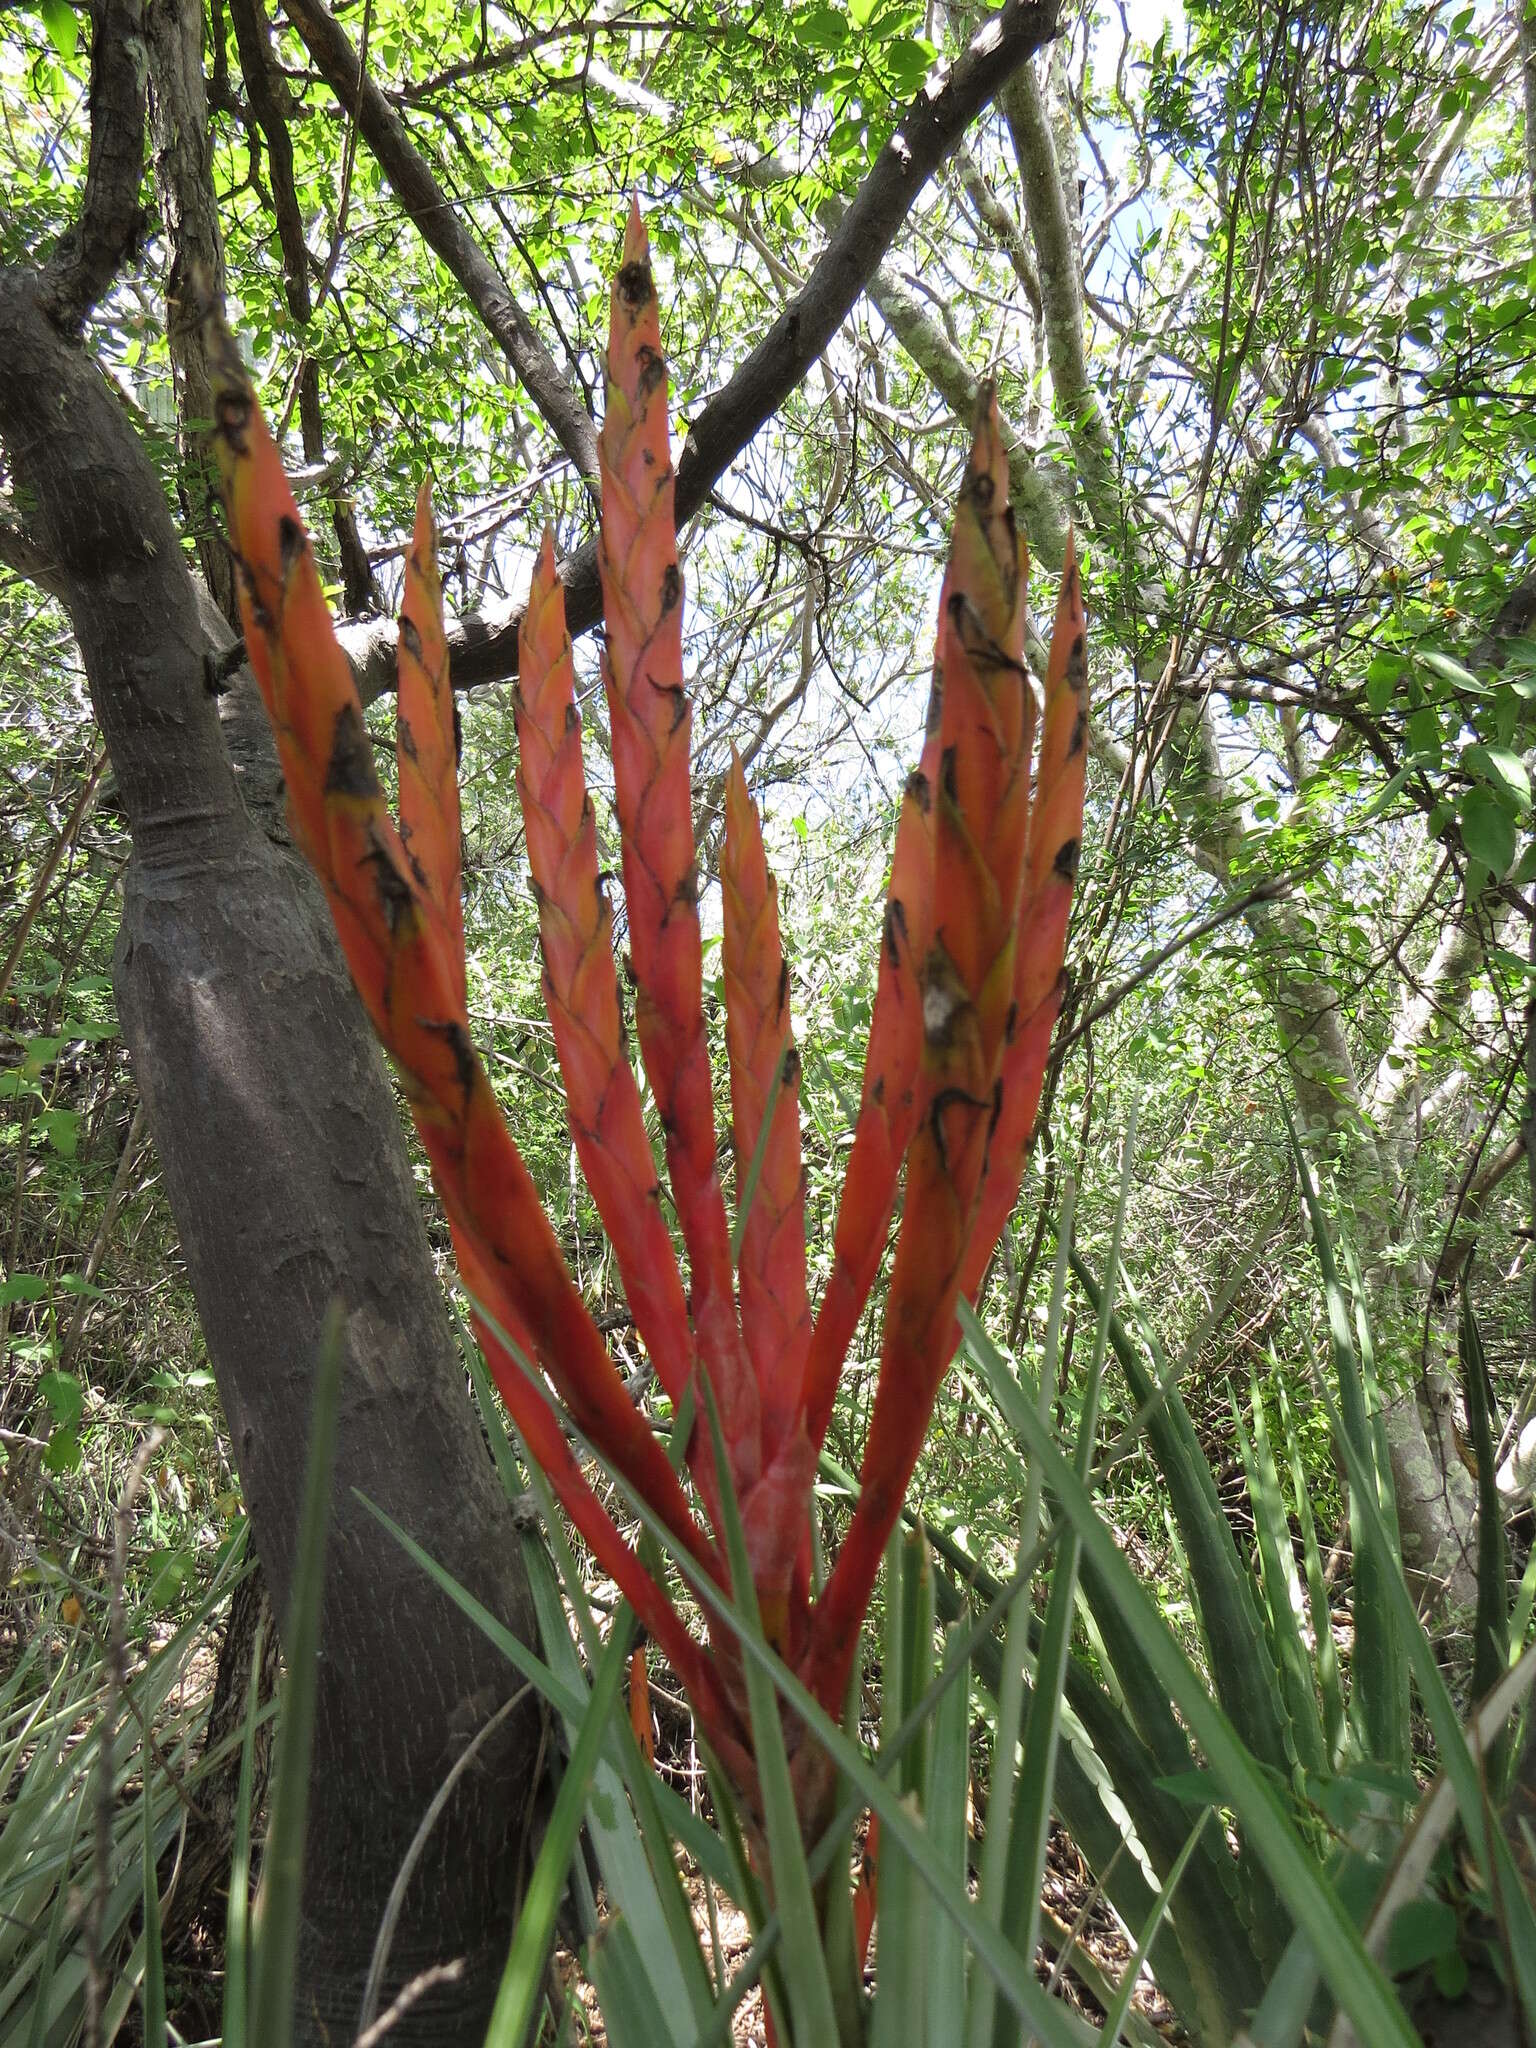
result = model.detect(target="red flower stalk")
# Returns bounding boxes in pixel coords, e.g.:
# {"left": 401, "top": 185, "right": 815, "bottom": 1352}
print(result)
{"left": 205, "top": 199, "right": 1087, "bottom": 1834}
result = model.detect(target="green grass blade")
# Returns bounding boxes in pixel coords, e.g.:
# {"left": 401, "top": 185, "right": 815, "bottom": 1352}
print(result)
{"left": 221, "top": 1609, "right": 266, "bottom": 2048}
{"left": 992, "top": 1116, "right": 1135, "bottom": 2047}
{"left": 484, "top": 1612, "right": 633, "bottom": 2047}
{"left": 1076, "top": 1252, "right": 1295, "bottom": 1781}
{"left": 1285, "top": 1112, "right": 1409, "bottom": 1773}
{"left": 1277, "top": 1376, "right": 1347, "bottom": 1766}
{"left": 959, "top": 1299, "right": 1420, "bottom": 2048}
{"left": 1100, "top": 1809, "right": 1209, "bottom": 2048}
{"left": 249, "top": 1302, "right": 345, "bottom": 2048}
{"left": 926, "top": 1623, "right": 971, "bottom": 2042}
{"left": 139, "top": 1746, "right": 167, "bottom": 2048}
{"left": 1462, "top": 1292, "right": 1512, "bottom": 1734}
{"left": 587, "top": 1913, "right": 675, "bottom": 2048}
{"left": 521, "top": 1531, "right": 712, "bottom": 2028}
{"left": 969, "top": 1172, "right": 1075, "bottom": 2048}
{"left": 1238, "top": 1378, "right": 1326, "bottom": 1775}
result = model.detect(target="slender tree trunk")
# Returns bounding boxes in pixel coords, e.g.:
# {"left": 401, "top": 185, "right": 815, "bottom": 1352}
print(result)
{"left": 0, "top": 268, "right": 542, "bottom": 2045}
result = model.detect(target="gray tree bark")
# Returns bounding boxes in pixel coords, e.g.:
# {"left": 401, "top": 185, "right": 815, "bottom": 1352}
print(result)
{"left": 0, "top": 262, "right": 542, "bottom": 2045}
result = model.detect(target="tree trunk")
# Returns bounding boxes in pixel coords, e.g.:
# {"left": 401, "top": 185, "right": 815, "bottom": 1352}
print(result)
{"left": 0, "top": 268, "right": 542, "bottom": 2045}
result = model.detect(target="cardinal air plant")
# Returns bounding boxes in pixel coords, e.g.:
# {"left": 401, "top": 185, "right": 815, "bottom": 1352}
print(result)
{"left": 205, "top": 201, "right": 1085, "bottom": 1890}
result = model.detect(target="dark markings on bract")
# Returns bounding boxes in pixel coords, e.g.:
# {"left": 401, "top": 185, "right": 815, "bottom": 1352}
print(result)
{"left": 675, "top": 865, "right": 699, "bottom": 910}
{"left": 871, "top": 1075, "right": 886, "bottom": 1107}
{"left": 424, "top": 1017, "right": 478, "bottom": 1102}
{"left": 783, "top": 1044, "right": 802, "bottom": 1092}
{"left": 1067, "top": 633, "right": 1087, "bottom": 692}
{"left": 929, "top": 1084, "right": 990, "bottom": 1174}
{"left": 883, "top": 897, "right": 908, "bottom": 971}
{"left": 618, "top": 260, "right": 653, "bottom": 312}
{"left": 234, "top": 558, "right": 274, "bottom": 635}
{"left": 400, "top": 615, "right": 424, "bottom": 664}
{"left": 1068, "top": 711, "right": 1087, "bottom": 759}
{"left": 940, "top": 745, "right": 959, "bottom": 807}
{"left": 776, "top": 958, "right": 790, "bottom": 1022}
{"left": 325, "top": 702, "right": 380, "bottom": 799}
{"left": 452, "top": 700, "right": 463, "bottom": 766}
{"left": 636, "top": 344, "right": 667, "bottom": 401}
{"left": 278, "top": 515, "right": 306, "bottom": 578}
{"left": 565, "top": 701, "right": 581, "bottom": 736}
{"left": 987, "top": 1076, "right": 1004, "bottom": 1145}
{"left": 925, "top": 670, "right": 944, "bottom": 738}
{"left": 214, "top": 387, "right": 252, "bottom": 456}
{"left": 361, "top": 832, "right": 415, "bottom": 937}
{"left": 906, "top": 767, "right": 931, "bottom": 812}
{"left": 660, "top": 562, "right": 682, "bottom": 614}
{"left": 1053, "top": 836, "right": 1081, "bottom": 880}
{"left": 397, "top": 714, "right": 419, "bottom": 764}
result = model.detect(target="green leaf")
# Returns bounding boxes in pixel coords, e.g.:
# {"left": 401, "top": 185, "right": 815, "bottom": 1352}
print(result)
{"left": 1419, "top": 649, "right": 1482, "bottom": 694}
{"left": 796, "top": 5, "right": 848, "bottom": 49}
{"left": 1459, "top": 785, "right": 1516, "bottom": 875}
{"left": 36, "top": 1369, "right": 82, "bottom": 1427}
{"left": 1383, "top": 1895, "right": 1457, "bottom": 1977}
{"left": 39, "top": 0, "right": 77, "bottom": 61}
{"left": 146, "top": 1548, "right": 195, "bottom": 1611}
{"left": 2, "top": 1274, "right": 49, "bottom": 1307}
{"left": 1464, "top": 742, "right": 1531, "bottom": 812}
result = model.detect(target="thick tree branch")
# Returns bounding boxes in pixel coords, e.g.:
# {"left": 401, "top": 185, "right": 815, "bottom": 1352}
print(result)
{"left": 39, "top": 0, "right": 149, "bottom": 331}
{"left": 1000, "top": 53, "right": 1120, "bottom": 535}
{"left": 145, "top": 0, "right": 238, "bottom": 619}
{"left": 281, "top": 0, "right": 602, "bottom": 485}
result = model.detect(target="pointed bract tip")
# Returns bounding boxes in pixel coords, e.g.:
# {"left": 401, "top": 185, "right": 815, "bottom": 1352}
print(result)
{"left": 536, "top": 524, "right": 559, "bottom": 576}
{"left": 414, "top": 476, "right": 435, "bottom": 531}
{"left": 623, "top": 194, "right": 648, "bottom": 265}
{"left": 1064, "top": 521, "right": 1077, "bottom": 572}
{"left": 963, "top": 383, "right": 1009, "bottom": 499}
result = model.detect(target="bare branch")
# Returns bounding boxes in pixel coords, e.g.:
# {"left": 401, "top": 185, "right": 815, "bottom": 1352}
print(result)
{"left": 282, "top": 0, "right": 601, "bottom": 485}
{"left": 1000, "top": 53, "right": 1120, "bottom": 533}
{"left": 39, "top": 0, "right": 148, "bottom": 332}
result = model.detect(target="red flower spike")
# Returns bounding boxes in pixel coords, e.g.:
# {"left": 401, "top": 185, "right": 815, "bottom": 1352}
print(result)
{"left": 956, "top": 529, "right": 1087, "bottom": 1305}
{"left": 203, "top": 313, "right": 719, "bottom": 1612}
{"left": 396, "top": 480, "right": 464, "bottom": 1003}
{"left": 514, "top": 532, "right": 698, "bottom": 1409}
{"left": 802, "top": 395, "right": 1037, "bottom": 1712}
{"left": 597, "top": 199, "right": 760, "bottom": 1496}
{"left": 721, "top": 753, "right": 811, "bottom": 1462}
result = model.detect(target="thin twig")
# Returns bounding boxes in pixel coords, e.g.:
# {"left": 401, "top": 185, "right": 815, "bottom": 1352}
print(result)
{"left": 353, "top": 1958, "right": 468, "bottom": 2047}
